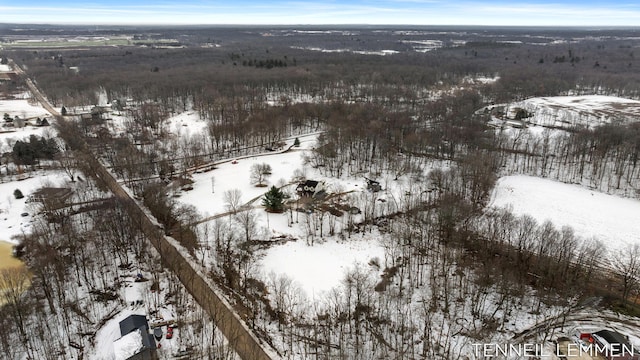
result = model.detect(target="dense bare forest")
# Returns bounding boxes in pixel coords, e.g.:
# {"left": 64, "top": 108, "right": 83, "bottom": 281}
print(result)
{"left": 2, "top": 25, "right": 640, "bottom": 359}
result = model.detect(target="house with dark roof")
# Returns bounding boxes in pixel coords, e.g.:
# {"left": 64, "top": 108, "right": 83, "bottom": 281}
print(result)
{"left": 113, "top": 314, "right": 157, "bottom": 360}
{"left": 296, "top": 180, "right": 326, "bottom": 197}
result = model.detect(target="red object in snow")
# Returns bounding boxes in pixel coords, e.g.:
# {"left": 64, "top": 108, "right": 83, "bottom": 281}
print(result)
{"left": 579, "top": 333, "right": 595, "bottom": 343}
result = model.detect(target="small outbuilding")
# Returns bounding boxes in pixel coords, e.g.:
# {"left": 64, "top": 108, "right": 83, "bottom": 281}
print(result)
{"left": 29, "top": 187, "right": 73, "bottom": 206}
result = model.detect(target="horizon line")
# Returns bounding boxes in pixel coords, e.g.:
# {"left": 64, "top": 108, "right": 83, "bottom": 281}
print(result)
{"left": 3, "top": 22, "right": 640, "bottom": 29}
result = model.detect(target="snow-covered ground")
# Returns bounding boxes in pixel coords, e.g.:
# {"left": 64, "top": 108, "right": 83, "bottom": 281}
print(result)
{"left": 92, "top": 309, "right": 141, "bottom": 360}
{"left": 88, "top": 278, "right": 182, "bottom": 360}
{"left": 259, "top": 236, "right": 385, "bottom": 300}
{"left": 488, "top": 175, "right": 640, "bottom": 255}
{"left": 290, "top": 46, "right": 399, "bottom": 56}
{"left": 180, "top": 147, "right": 307, "bottom": 217}
{"left": 0, "top": 98, "right": 57, "bottom": 153}
{"left": 462, "top": 75, "right": 500, "bottom": 85}
{"left": 173, "top": 129, "right": 429, "bottom": 301}
{"left": 6, "top": 85, "right": 638, "bottom": 359}
{"left": 0, "top": 71, "right": 67, "bottom": 245}
{"left": 176, "top": 133, "right": 391, "bottom": 299}
{"left": 0, "top": 98, "right": 51, "bottom": 119}
{"left": 499, "top": 95, "right": 640, "bottom": 130}
{"left": 166, "top": 110, "right": 209, "bottom": 136}
{"left": 0, "top": 171, "right": 70, "bottom": 244}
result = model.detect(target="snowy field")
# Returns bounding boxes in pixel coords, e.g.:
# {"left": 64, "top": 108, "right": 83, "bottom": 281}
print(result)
{"left": 0, "top": 98, "right": 51, "bottom": 119}
{"left": 0, "top": 98, "right": 56, "bottom": 153}
{"left": 0, "top": 171, "right": 70, "bottom": 244}
{"left": 488, "top": 175, "right": 640, "bottom": 255}
{"left": 259, "top": 236, "right": 385, "bottom": 300}
{"left": 502, "top": 95, "right": 640, "bottom": 129}
{"left": 290, "top": 46, "right": 399, "bottom": 56}
{"left": 179, "top": 147, "right": 307, "bottom": 217}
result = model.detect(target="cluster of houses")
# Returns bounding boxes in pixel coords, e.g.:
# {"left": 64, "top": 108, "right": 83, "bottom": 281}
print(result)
{"left": 2, "top": 113, "right": 50, "bottom": 129}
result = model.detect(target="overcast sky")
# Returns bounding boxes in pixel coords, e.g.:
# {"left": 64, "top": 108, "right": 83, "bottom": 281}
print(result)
{"left": 1, "top": 1, "right": 640, "bottom": 27}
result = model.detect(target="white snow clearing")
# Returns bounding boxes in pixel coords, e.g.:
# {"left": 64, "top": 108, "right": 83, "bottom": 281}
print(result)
{"left": 488, "top": 175, "right": 640, "bottom": 256}
{"left": 503, "top": 95, "right": 640, "bottom": 130}
{"left": 0, "top": 171, "right": 70, "bottom": 244}
{"left": 0, "top": 98, "right": 51, "bottom": 119}
{"left": 259, "top": 237, "right": 385, "bottom": 300}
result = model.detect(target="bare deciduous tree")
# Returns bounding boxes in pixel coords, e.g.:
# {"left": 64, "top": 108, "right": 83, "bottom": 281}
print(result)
{"left": 250, "top": 163, "right": 272, "bottom": 187}
{"left": 55, "top": 150, "right": 77, "bottom": 182}
{"left": 614, "top": 243, "right": 640, "bottom": 304}
{"left": 0, "top": 267, "right": 32, "bottom": 354}
{"left": 223, "top": 189, "right": 243, "bottom": 214}
{"left": 234, "top": 208, "right": 258, "bottom": 242}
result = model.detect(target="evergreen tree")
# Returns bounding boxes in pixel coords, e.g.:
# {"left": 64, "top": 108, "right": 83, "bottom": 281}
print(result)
{"left": 12, "top": 140, "right": 36, "bottom": 165}
{"left": 262, "top": 186, "right": 285, "bottom": 213}
{"left": 11, "top": 135, "right": 59, "bottom": 165}
{"left": 13, "top": 189, "right": 24, "bottom": 199}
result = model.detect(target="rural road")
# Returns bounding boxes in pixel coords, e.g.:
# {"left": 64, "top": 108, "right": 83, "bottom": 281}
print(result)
{"left": 11, "top": 60, "right": 278, "bottom": 360}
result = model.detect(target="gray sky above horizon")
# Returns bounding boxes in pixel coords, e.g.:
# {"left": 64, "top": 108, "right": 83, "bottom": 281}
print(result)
{"left": 2, "top": 1, "right": 640, "bottom": 27}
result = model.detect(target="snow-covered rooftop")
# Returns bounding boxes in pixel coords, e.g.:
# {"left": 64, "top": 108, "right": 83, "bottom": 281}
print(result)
{"left": 113, "top": 329, "right": 144, "bottom": 360}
